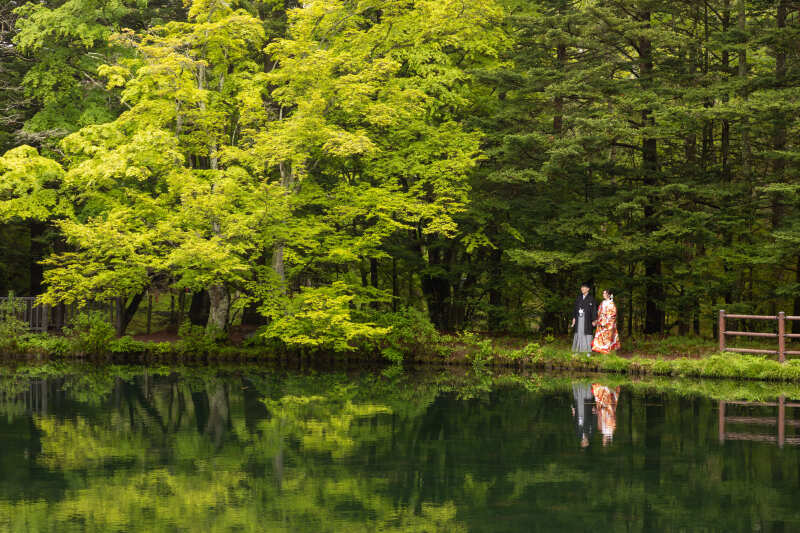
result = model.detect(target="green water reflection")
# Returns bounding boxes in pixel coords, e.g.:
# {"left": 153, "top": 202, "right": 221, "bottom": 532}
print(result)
{"left": 1, "top": 365, "right": 800, "bottom": 532}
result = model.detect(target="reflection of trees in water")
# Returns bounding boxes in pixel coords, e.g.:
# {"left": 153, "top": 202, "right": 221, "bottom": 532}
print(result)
{"left": 0, "top": 370, "right": 465, "bottom": 532}
{"left": 1, "top": 370, "right": 800, "bottom": 531}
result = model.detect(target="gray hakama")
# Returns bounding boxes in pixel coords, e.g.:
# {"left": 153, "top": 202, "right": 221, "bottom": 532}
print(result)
{"left": 572, "top": 313, "right": 593, "bottom": 353}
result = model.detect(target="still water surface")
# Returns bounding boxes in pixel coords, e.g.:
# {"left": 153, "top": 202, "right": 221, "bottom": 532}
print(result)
{"left": 1, "top": 365, "right": 800, "bottom": 532}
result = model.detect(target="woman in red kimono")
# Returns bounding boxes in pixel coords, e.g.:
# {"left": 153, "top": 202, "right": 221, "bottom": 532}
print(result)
{"left": 591, "top": 289, "right": 620, "bottom": 353}
{"left": 591, "top": 383, "right": 620, "bottom": 446}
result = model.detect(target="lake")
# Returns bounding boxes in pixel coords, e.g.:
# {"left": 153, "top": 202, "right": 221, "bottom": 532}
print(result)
{"left": 1, "top": 363, "right": 800, "bottom": 532}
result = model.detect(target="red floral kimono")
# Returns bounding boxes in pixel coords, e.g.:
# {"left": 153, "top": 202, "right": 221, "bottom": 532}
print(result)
{"left": 592, "top": 384, "right": 620, "bottom": 445}
{"left": 591, "top": 299, "right": 620, "bottom": 353}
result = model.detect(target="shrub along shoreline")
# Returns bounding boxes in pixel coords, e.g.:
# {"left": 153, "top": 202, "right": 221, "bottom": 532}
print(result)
{"left": 3, "top": 327, "right": 800, "bottom": 383}
{"left": 2, "top": 303, "right": 795, "bottom": 381}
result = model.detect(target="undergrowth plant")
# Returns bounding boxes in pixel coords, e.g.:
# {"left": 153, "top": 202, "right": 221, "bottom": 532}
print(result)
{"left": 0, "top": 294, "right": 28, "bottom": 354}
{"left": 63, "top": 312, "right": 116, "bottom": 356}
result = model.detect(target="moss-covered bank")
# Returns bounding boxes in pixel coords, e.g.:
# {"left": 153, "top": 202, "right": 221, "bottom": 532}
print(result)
{"left": 480, "top": 347, "right": 800, "bottom": 382}
{"left": 3, "top": 322, "right": 798, "bottom": 383}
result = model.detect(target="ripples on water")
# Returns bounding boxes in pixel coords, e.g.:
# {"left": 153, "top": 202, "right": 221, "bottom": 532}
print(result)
{"left": 1, "top": 365, "right": 799, "bottom": 532}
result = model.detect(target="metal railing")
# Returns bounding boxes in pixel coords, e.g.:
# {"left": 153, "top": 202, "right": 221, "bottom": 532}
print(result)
{"left": 718, "top": 310, "right": 800, "bottom": 363}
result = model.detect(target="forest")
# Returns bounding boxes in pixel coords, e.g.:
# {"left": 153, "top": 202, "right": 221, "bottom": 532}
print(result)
{"left": 0, "top": 0, "right": 799, "bottom": 350}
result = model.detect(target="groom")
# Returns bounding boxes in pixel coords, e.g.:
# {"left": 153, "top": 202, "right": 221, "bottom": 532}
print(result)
{"left": 571, "top": 282, "right": 597, "bottom": 354}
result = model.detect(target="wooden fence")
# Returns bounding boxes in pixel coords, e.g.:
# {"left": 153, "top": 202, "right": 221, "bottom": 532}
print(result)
{"left": 0, "top": 297, "right": 51, "bottom": 332}
{"left": 718, "top": 310, "right": 800, "bottom": 363}
{"left": 719, "top": 397, "right": 800, "bottom": 448}
{"left": 0, "top": 294, "right": 162, "bottom": 335}
{"left": 0, "top": 297, "right": 91, "bottom": 333}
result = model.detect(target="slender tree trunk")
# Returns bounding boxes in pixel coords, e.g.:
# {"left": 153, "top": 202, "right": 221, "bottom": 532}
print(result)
{"left": 794, "top": 255, "right": 800, "bottom": 334}
{"left": 487, "top": 248, "right": 504, "bottom": 333}
{"left": 639, "top": 11, "right": 664, "bottom": 334}
{"left": 116, "top": 291, "right": 145, "bottom": 337}
{"left": 771, "top": 0, "right": 788, "bottom": 228}
{"left": 738, "top": 0, "right": 751, "bottom": 180}
{"left": 28, "top": 220, "right": 46, "bottom": 296}
{"left": 369, "top": 257, "right": 379, "bottom": 309}
{"left": 272, "top": 159, "right": 293, "bottom": 292}
{"left": 701, "top": 3, "right": 712, "bottom": 174}
{"left": 553, "top": 42, "right": 566, "bottom": 134}
{"left": 420, "top": 243, "right": 452, "bottom": 331}
{"left": 392, "top": 258, "right": 398, "bottom": 312}
{"left": 721, "top": 0, "right": 731, "bottom": 182}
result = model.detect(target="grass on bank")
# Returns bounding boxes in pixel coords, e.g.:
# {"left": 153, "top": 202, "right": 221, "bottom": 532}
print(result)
{"left": 3, "top": 306, "right": 800, "bottom": 382}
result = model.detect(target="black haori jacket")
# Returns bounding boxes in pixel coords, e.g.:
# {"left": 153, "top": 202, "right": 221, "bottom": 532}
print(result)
{"left": 573, "top": 294, "right": 598, "bottom": 335}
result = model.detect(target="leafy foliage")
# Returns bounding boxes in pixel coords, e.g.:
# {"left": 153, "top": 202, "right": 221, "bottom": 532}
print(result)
{"left": 1, "top": 0, "right": 800, "bottom": 354}
{"left": 63, "top": 311, "right": 117, "bottom": 356}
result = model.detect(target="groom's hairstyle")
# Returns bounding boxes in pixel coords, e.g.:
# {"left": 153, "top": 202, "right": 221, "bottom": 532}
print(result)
{"left": 580, "top": 282, "right": 591, "bottom": 289}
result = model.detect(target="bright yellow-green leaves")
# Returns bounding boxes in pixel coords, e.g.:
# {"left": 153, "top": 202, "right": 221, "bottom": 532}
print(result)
{"left": 1, "top": 0, "right": 506, "bottom": 341}
{"left": 33, "top": 0, "right": 269, "bottom": 319}
{"left": 0, "top": 145, "right": 67, "bottom": 222}
{"left": 260, "top": 282, "right": 390, "bottom": 351}
{"left": 12, "top": 0, "right": 141, "bottom": 135}
{"left": 248, "top": 0, "right": 504, "bottom": 345}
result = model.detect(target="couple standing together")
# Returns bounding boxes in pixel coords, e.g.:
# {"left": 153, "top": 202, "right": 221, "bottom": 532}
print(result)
{"left": 571, "top": 283, "right": 620, "bottom": 355}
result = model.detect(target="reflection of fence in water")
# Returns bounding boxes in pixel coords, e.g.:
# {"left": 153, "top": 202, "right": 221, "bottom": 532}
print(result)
{"left": 0, "top": 379, "right": 64, "bottom": 418}
{"left": 718, "top": 397, "right": 800, "bottom": 448}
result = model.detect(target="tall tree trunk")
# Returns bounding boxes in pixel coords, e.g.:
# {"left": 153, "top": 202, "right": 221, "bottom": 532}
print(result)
{"left": 115, "top": 291, "right": 145, "bottom": 337}
{"left": 553, "top": 41, "right": 566, "bottom": 134}
{"left": 207, "top": 284, "right": 228, "bottom": 333}
{"left": 391, "top": 258, "right": 398, "bottom": 312}
{"left": 738, "top": 0, "right": 751, "bottom": 180}
{"left": 640, "top": 10, "right": 664, "bottom": 334}
{"left": 487, "top": 248, "right": 504, "bottom": 333}
{"left": 771, "top": 0, "right": 788, "bottom": 228}
{"left": 721, "top": 0, "right": 731, "bottom": 182}
{"left": 420, "top": 244, "right": 452, "bottom": 331}
{"left": 189, "top": 291, "right": 210, "bottom": 326}
{"left": 369, "top": 257, "right": 379, "bottom": 309}
{"left": 701, "top": 2, "right": 712, "bottom": 174}
{"left": 28, "top": 220, "right": 46, "bottom": 296}
{"left": 272, "top": 159, "right": 294, "bottom": 292}
{"left": 794, "top": 255, "right": 800, "bottom": 335}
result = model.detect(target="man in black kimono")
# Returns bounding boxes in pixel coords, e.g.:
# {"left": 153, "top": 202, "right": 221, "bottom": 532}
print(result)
{"left": 571, "top": 282, "right": 597, "bottom": 355}
{"left": 571, "top": 382, "right": 596, "bottom": 447}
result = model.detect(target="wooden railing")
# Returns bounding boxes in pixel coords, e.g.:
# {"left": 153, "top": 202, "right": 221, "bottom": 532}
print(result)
{"left": 719, "top": 397, "right": 800, "bottom": 448}
{"left": 0, "top": 297, "right": 51, "bottom": 333}
{"left": 718, "top": 310, "right": 800, "bottom": 363}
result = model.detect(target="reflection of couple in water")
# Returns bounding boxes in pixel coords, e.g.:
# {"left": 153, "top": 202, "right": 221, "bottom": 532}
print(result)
{"left": 571, "top": 383, "right": 620, "bottom": 447}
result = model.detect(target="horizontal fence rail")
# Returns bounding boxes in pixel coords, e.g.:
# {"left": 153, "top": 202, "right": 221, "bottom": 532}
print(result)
{"left": 719, "top": 397, "right": 798, "bottom": 448}
{"left": 0, "top": 296, "right": 103, "bottom": 333}
{"left": 0, "top": 297, "right": 50, "bottom": 333}
{"left": 719, "top": 310, "right": 800, "bottom": 363}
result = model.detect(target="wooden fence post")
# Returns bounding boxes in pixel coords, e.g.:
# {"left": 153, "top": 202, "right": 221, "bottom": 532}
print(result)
{"left": 719, "top": 310, "right": 726, "bottom": 352}
{"left": 719, "top": 400, "right": 726, "bottom": 443}
{"left": 42, "top": 304, "right": 49, "bottom": 333}
{"left": 778, "top": 311, "right": 786, "bottom": 363}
